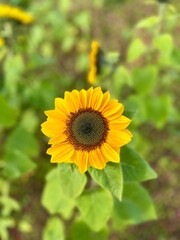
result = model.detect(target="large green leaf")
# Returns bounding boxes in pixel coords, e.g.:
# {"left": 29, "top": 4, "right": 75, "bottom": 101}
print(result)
{"left": 0, "top": 96, "right": 19, "bottom": 128}
{"left": 89, "top": 163, "right": 123, "bottom": 200}
{"left": 127, "top": 38, "right": 146, "bottom": 62}
{"left": 76, "top": 189, "right": 113, "bottom": 231}
{"left": 58, "top": 163, "right": 87, "bottom": 198}
{"left": 5, "top": 126, "right": 39, "bottom": 158}
{"left": 70, "top": 221, "right": 108, "bottom": 240}
{"left": 121, "top": 146, "right": 157, "bottom": 182}
{"left": 112, "top": 182, "right": 157, "bottom": 228}
{"left": 3, "top": 150, "right": 36, "bottom": 179}
{"left": 43, "top": 217, "right": 64, "bottom": 240}
{"left": 42, "top": 168, "right": 75, "bottom": 219}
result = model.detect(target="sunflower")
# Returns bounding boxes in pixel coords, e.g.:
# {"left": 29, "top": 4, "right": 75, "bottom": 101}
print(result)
{"left": 41, "top": 87, "right": 133, "bottom": 174}
{"left": 88, "top": 41, "right": 103, "bottom": 84}
{"left": 0, "top": 4, "right": 34, "bottom": 24}
{"left": 0, "top": 37, "right": 4, "bottom": 47}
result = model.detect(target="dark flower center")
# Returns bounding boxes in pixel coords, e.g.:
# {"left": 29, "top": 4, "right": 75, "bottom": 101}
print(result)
{"left": 65, "top": 108, "right": 109, "bottom": 151}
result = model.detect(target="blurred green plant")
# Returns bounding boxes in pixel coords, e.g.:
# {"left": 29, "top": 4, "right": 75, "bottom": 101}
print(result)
{"left": 0, "top": 0, "right": 179, "bottom": 239}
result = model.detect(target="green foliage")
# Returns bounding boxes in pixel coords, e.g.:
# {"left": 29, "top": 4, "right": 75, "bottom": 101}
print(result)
{"left": 5, "top": 126, "right": 39, "bottom": 157}
{"left": 3, "top": 150, "right": 36, "bottom": 179}
{"left": 0, "top": 0, "right": 179, "bottom": 239}
{"left": 127, "top": 38, "right": 147, "bottom": 62}
{"left": 4, "top": 54, "right": 24, "bottom": 97}
{"left": 112, "top": 182, "right": 157, "bottom": 228}
{"left": 42, "top": 168, "right": 75, "bottom": 219}
{"left": 58, "top": 163, "right": 87, "bottom": 198}
{"left": 153, "top": 33, "right": 174, "bottom": 65}
{"left": 43, "top": 217, "right": 65, "bottom": 240}
{"left": 0, "top": 179, "right": 20, "bottom": 240}
{"left": 70, "top": 221, "right": 108, "bottom": 240}
{"left": 132, "top": 65, "right": 158, "bottom": 95}
{"left": 0, "top": 96, "right": 19, "bottom": 128}
{"left": 121, "top": 146, "right": 157, "bottom": 182}
{"left": 76, "top": 189, "right": 113, "bottom": 231}
{"left": 136, "top": 16, "right": 160, "bottom": 29}
{"left": 89, "top": 163, "right": 123, "bottom": 200}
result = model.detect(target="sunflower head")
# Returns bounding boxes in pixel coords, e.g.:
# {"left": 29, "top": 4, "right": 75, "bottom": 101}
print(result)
{"left": 0, "top": 37, "right": 5, "bottom": 47}
{"left": 41, "top": 87, "right": 133, "bottom": 174}
{"left": 88, "top": 41, "right": 104, "bottom": 84}
{"left": 0, "top": 4, "right": 34, "bottom": 24}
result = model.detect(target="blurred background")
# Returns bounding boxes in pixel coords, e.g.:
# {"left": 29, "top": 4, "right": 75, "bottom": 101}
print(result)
{"left": 0, "top": 0, "right": 180, "bottom": 239}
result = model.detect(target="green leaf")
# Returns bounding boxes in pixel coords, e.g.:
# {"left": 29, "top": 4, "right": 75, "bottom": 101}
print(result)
{"left": 4, "top": 54, "right": 24, "bottom": 95}
{"left": 5, "top": 126, "right": 39, "bottom": 157}
{"left": 0, "top": 218, "right": 15, "bottom": 240}
{"left": 58, "top": 163, "right": 87, "bottom": 198}
{"left": 42, "top": 168, "right": 75, "bottom": 219}
{"left": 70, "top": 221, "right": 108, "bottom": 240}
{"left": 76, "top": 189, "right": 113, "bottom": 231}
{"left": 112, "top": 182, "right": 157, "bottom": 227}
{"left": 144, "top": 94, "right": 173, "bottom": 128}
{"left": 61, "top": 36, "right": 75, "bottom": 52}
{"left": 89, "top": 163, "right": 123, "bottom": 200}
{"left": 153, "top": 33, "right": 174, "bottom": 65}
{"left": 136, "top": 16, "right": 160, "bottom": 29}
{"left": 121, "top": 146, "right": 157, "bottom": 182}
{"left": 20, "top": 110, "right": 39, "bottom": 133}
{"left": 112, "top": 66, "right": 132, "bottom": 95}
{"left": 58, "top": 0, "right": 72, "bottom": 13}
{"left": 43, "top": 217, "right": 64, "bottom": 240}
{"left": 3, "top": 150, "right": 36, "bottom": 179}
{"left": 0, "top": 95, "right": 19, "bottom": 128}
{"left": 106, "top": 52, "right": 120, "bottom": 65}
{"left": 73, "top": 12, "right": 91, "bottom": 33}
{"left": 127, "top": 38, "right": 147, "bottom": 62}
{"left": 25, "top": 80, "right": 56, "bottom": 110}
{"left": 123, "top": 109, "right": 137, "bottom": 119}
{"left": 0, "top": 196, "right": 20, "bottom": 216}
{"left": 133, "top": 65, "right": 158, "bottom": 95}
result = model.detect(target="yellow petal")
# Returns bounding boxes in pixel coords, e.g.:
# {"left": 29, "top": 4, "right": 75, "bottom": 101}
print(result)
{"left": 65, "top": 90, "right": 79, "bottom": 112}
{"left": 88, "top": 68, "right": 97, "bottom": 84}
{"left": 98, "top": 91, "right": 110, "bottom": 112}
{"left": 48, "top": 134, "right": 67, "bottom": 145}
{"left": 86, "top": 87, "right": 93, "bottom": 107}
{"left": 90, "top": 87, "right": 103, "bottom": 110}
{"left": 101, "top": 143, "right": 120, "bottom": 163}
{"left": 55, "top": 98, "right": 70, "bottom": 115}
{"left": 123, "top": 129, "right": 133, "bottom": 138}
{"left": 102, "top": 100, "right": 123, "bottom": 118}
{"left": 41, "top": 121, "right": 65, "bottom": 137}
{"left": 109, "top": 115, "right": 132, "bottom": 130}
{"left": 88, "top": 148, "right": 106, "bottom": 169}
{"left": 49, "top": 143, "right": 74, "bottom": 163}
{"left": 106, "top": 106, "right": 125, "bottom": 122}
{"left": 107, "top": 129, "right": 132, "bottom": 148}
{"left": 44, "top": 110, "right": 66, "bottom": 120}
{"left": 79, "top": 89, "right": 87, "bottom": 108}
{"left": 75, "top": 151, "right": 88, "bottom": 174}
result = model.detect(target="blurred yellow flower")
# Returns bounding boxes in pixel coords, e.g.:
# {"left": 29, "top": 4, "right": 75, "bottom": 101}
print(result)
{"left": 41, "top": 87, "right": 133, "bottom": 173}
{"left": 0, "top": 4, "right": 34, "bottom": 24}
{"left": 88, "top": 41, "right": 101, "bottom": 84}
{"left": 0, "top": 37, "right": 5, "bottom": 47}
